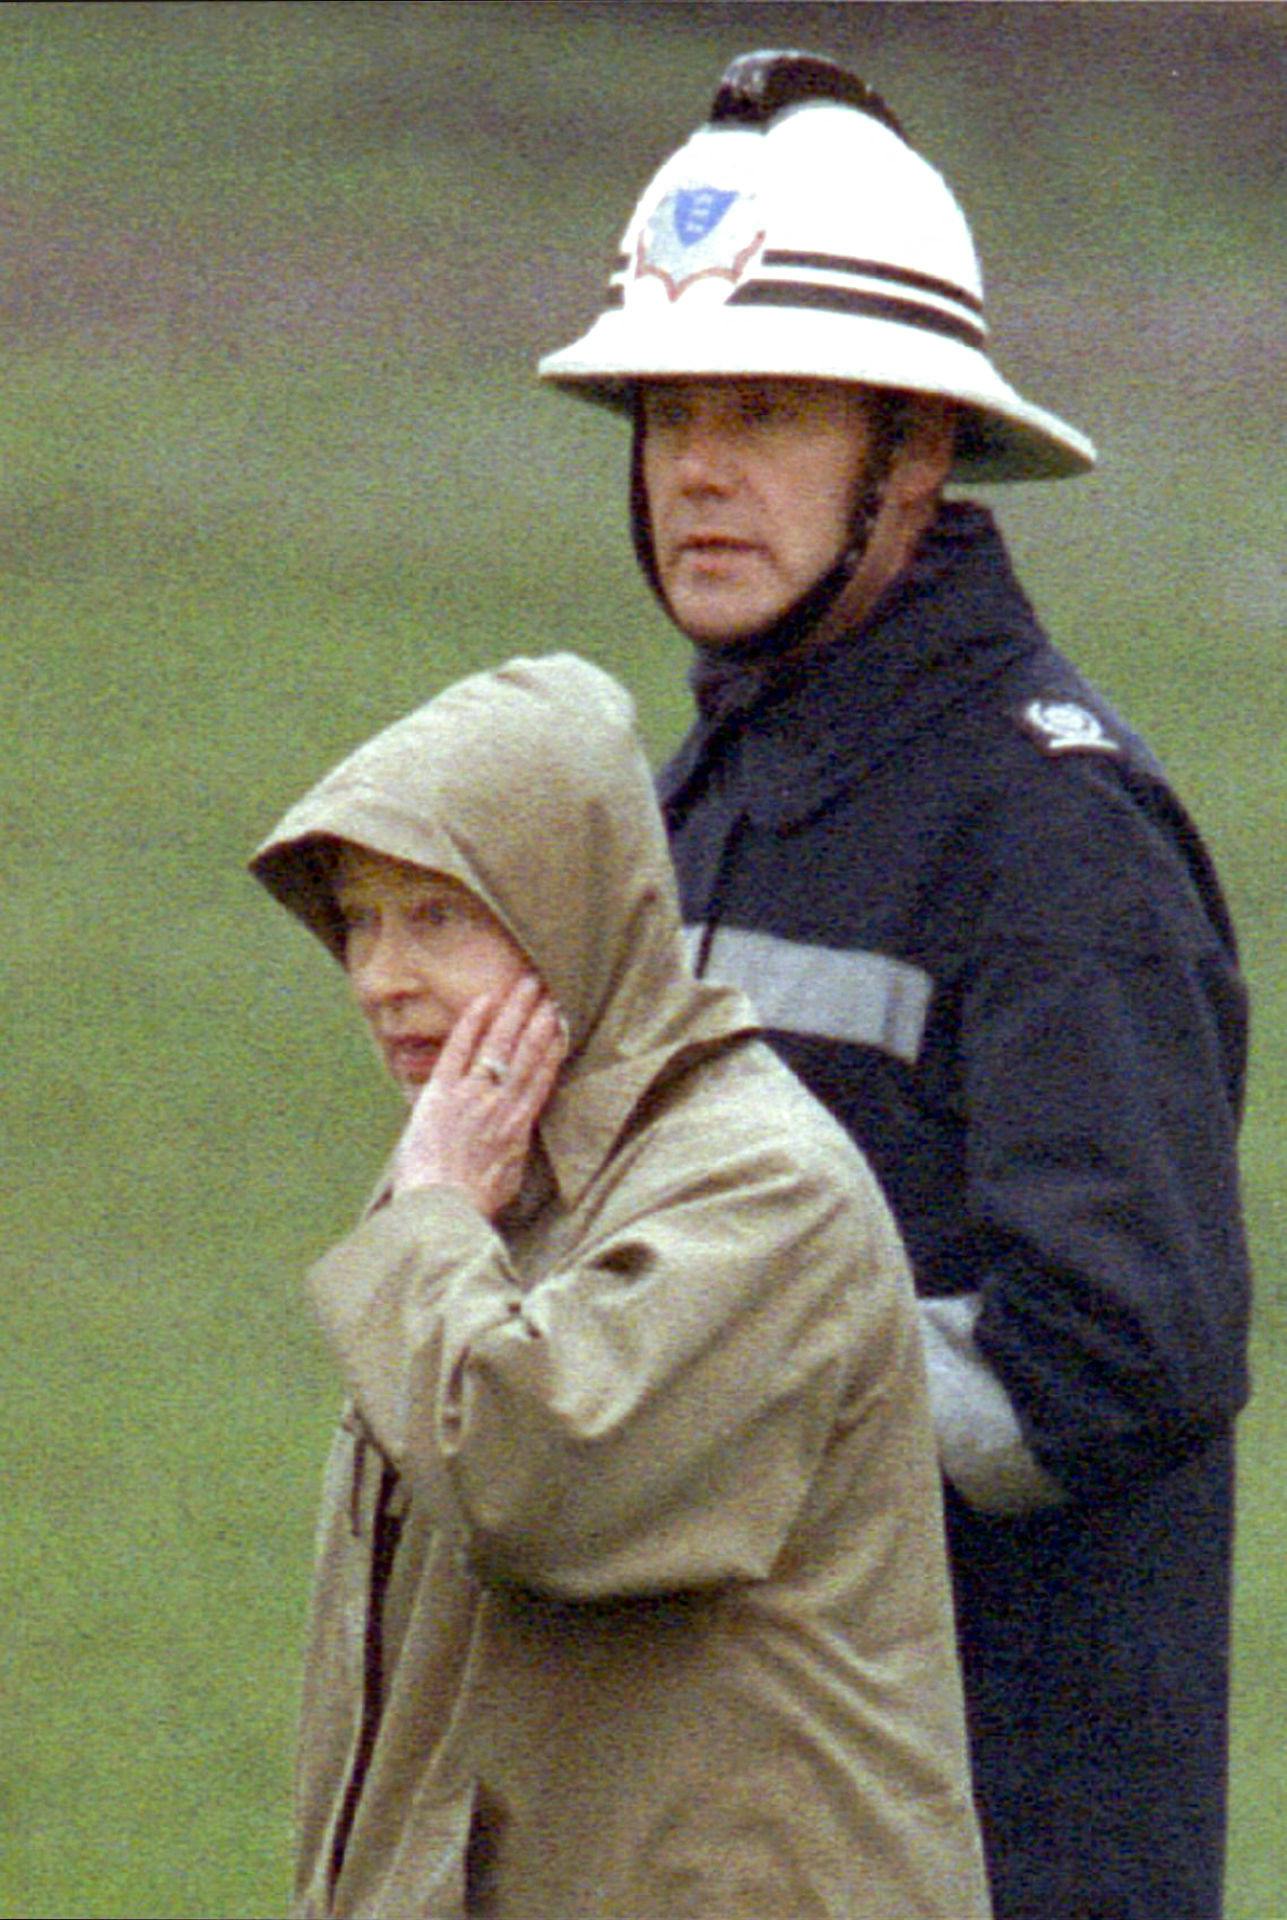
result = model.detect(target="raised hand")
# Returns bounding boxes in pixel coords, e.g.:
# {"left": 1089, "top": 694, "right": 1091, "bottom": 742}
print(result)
{"left": 391, "top": 974, "right": 568, "bottom": 1218}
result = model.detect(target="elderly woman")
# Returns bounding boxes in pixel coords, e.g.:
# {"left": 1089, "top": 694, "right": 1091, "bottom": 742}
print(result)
{"left": 250, "top": 653, "right": 990, "bottom": 1920}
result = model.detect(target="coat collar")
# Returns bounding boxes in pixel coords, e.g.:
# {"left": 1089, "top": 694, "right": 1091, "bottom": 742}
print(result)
{"left": 659, "top": 503, "right": 1046, "bottom": 830}
{"left": 537, "top": 987, "right": 760, "bottom": 1210}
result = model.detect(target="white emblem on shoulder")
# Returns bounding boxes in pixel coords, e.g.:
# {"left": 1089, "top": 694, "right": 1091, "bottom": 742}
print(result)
{"left": 1022, "top": 700, "right": 1120, "bottom": 754}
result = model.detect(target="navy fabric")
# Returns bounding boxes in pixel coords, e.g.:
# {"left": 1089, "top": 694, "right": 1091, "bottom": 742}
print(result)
{"left": 659, "top": 501, "right": 1251, "bottom": 1920}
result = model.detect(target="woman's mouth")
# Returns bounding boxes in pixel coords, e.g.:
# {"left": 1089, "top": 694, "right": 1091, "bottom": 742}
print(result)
{"left": 384, "top": 1036, "right": 441, "bottom": 1082}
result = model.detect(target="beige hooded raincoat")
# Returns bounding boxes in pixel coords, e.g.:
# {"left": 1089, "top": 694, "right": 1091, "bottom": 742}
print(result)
{"left": 251, "top": 654, "right": 990, "bottom": 1920}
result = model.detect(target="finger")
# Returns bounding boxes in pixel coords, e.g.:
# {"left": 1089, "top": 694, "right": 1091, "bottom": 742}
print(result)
{"left": 521, "top": 1015, "right": 567, "bottom": 1118}
{"left": 477, "top": 993, "right": 555, "bottom": 1095}
{"left": 474, "top": 974, "right": 543, "bottom": 1066}
{"left": 505, "top": 996, "right": 568, "bottom": 1094}
{"left": 463, "top": 977, "right": 553, "bottom": 1096}
{"left": 491, "top": 1006, "right": 567, "bottom": 1133}
{"left": 435, "top": 991, "right": 501, "bottom": 1090}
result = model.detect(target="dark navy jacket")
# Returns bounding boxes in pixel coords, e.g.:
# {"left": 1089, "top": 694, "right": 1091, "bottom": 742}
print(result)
{"left": 659, "top": 503, "right": 1251, "bottom": 1920}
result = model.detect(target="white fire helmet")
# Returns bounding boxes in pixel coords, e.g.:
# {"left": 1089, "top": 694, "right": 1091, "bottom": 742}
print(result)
{"left": 539, "top": 51, "right": 1095, "bottom": 483}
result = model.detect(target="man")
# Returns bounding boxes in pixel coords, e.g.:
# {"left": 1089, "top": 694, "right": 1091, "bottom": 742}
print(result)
{"left": 539, "top": 49, "right": 1252, "bottom": 1920}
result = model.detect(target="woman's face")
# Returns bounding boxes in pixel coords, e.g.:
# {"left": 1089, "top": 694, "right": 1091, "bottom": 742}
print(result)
{"left": 334, "top": 845, "right": 531, "bottom": 1101}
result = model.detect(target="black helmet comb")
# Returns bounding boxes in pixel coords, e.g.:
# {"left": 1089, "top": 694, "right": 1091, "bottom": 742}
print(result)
{"left": 709, "top": 49, "right": 908, "bottom": 143}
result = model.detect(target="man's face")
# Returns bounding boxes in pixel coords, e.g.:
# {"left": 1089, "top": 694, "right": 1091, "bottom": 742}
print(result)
{"left": 334, "top": 846, "right": 531, "bottom": 1103}
{"left": 640, "top": 377, "right": 880, "bottom": 643}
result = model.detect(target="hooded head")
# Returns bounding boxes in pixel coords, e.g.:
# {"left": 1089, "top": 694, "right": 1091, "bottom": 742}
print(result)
{"left": 249, "top": 654, "right": 731, "bottom": 1072}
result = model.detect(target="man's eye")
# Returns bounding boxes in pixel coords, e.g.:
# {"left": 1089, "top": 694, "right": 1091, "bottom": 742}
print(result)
{"left": 740, "top": 388, "right": 799, "bottom": 429}
{"left": 738, "top": 391, "right": 775, "bottom": 426}
{"left": 646, "top": 397, "right": 686, "bottom": 431}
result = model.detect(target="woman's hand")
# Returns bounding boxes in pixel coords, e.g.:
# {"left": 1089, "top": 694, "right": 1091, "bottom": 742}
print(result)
{"left": 391, "top": 975, "right": 568, "bottom": 1218}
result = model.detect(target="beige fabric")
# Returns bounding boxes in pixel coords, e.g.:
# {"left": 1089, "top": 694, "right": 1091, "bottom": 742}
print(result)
{"left": 251, "top": 655, "right": 991, "bottom": 1920}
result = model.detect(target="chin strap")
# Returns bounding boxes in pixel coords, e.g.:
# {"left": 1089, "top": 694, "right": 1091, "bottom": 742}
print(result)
{"left": 682, "top": 476, "right": 893, "bottom": 696}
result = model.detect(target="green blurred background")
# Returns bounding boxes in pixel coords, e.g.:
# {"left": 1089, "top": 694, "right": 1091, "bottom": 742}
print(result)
{"left": 3, "top": 3, "right": 1282, "bottom": 1913}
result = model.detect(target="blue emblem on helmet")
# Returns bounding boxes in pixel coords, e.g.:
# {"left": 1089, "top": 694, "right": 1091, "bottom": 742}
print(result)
{"left": 635, "top": 185, "right": 766, "bottom": 302}
{"left": 672, "top": 187, "right": 739, "bottom": 247}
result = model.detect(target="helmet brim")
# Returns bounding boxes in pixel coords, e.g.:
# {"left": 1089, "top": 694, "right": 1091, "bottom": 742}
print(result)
{"left": 538, "top": 307, "right": 1095, "bottom": 484}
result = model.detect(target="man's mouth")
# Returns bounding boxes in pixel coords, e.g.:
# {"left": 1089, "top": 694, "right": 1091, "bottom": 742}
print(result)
{"left": 674, "top": 533, "right": 763, "bottom": 572}
{"left": 679, "top": 532, "right": 757, "bottom": 553}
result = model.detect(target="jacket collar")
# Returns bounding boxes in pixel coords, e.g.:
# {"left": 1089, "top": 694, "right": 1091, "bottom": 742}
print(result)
{"left": 659, "top": 503, "right": 1046, "bottom": 830}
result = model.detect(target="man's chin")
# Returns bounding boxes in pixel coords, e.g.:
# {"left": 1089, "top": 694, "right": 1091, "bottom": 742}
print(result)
{"left": 661, "top": 559, "right": 788, "bottom": 645}
{"left": 669, "top": 596, "right": 787, "bottom": 647}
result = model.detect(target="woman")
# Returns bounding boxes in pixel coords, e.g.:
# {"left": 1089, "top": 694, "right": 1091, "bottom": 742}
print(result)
{"left": 250, "top": 652, "right": 990, "bottom": 1920}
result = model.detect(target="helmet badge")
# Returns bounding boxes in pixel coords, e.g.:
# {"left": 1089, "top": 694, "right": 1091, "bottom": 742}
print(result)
{"left": 636, "top": 185, "right": 766, "bottom": 301}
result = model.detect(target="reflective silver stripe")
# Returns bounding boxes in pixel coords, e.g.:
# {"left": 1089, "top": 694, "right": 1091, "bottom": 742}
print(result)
{"left": 684, "top": 925, "right": 932, "bottom": 1065}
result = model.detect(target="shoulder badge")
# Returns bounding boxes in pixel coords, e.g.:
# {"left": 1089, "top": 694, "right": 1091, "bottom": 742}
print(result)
{"left": 1019, "top": 699, "right": 1120, "bottom": 755}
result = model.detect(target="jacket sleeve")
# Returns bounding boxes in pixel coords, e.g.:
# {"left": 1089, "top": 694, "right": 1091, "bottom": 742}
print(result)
{"left": 954, "top": 764, "right": 1251, "bottom": 1507}
{"left": 304, "top": 1127, "right": 888, "bottom": 1599}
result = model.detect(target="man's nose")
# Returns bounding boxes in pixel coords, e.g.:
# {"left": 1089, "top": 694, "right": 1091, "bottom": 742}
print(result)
{"left": 671, "top": 414, "right": 738, "bottom": 489}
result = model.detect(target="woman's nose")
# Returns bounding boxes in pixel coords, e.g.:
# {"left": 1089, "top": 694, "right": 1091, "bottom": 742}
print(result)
{"left": 351, "top": 926, "right": 419, "bottom": 1004}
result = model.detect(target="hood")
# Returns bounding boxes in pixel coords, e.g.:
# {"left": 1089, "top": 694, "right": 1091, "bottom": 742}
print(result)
{"left": 249, "top": 654, "right": 754, "bottom": 1110}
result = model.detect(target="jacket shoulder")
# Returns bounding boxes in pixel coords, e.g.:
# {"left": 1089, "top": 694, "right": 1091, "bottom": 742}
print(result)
{"left": 978, "top": 642, "right": 1157, "bottom": 778}
{"left": 980, "top": 702, "right": 1235, "bottom": 965}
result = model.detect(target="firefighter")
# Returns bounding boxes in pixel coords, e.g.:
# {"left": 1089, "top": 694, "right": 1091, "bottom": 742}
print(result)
{"left": 539, "top": 49, "right": 1252, "bottom": 1920}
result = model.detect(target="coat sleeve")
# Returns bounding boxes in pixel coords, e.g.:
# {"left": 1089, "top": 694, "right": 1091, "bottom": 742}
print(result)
{"left": 955, "top": 763, "right": 1251, "bottom": 1506}
{"left": 305, "top": 1121, "right": 892, "bottom": 1599}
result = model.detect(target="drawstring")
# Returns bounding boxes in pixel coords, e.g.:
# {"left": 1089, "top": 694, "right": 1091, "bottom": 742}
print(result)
{"left": 341, "top": 1405, "right": 372, "bottom": 1537}
{"left": 350, "top": 1436, "right": 367, "bottom": 1538}
{"left": 342, "top": 1189, "right": 395, "bottom": 1541}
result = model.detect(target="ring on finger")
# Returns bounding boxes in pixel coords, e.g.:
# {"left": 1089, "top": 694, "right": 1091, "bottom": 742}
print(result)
{"left": 478, "top": 1054, "right": 509, "bottom": 1086}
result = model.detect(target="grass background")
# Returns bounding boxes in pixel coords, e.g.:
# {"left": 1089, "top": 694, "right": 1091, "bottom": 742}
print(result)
{"left": 2, "top": 3, "right": 1283, "bottom": 1913}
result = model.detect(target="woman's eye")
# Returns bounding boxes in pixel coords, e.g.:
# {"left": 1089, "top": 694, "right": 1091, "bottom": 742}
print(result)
{"left": 409, "top": 898, "right": 455, "bottom": 930}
